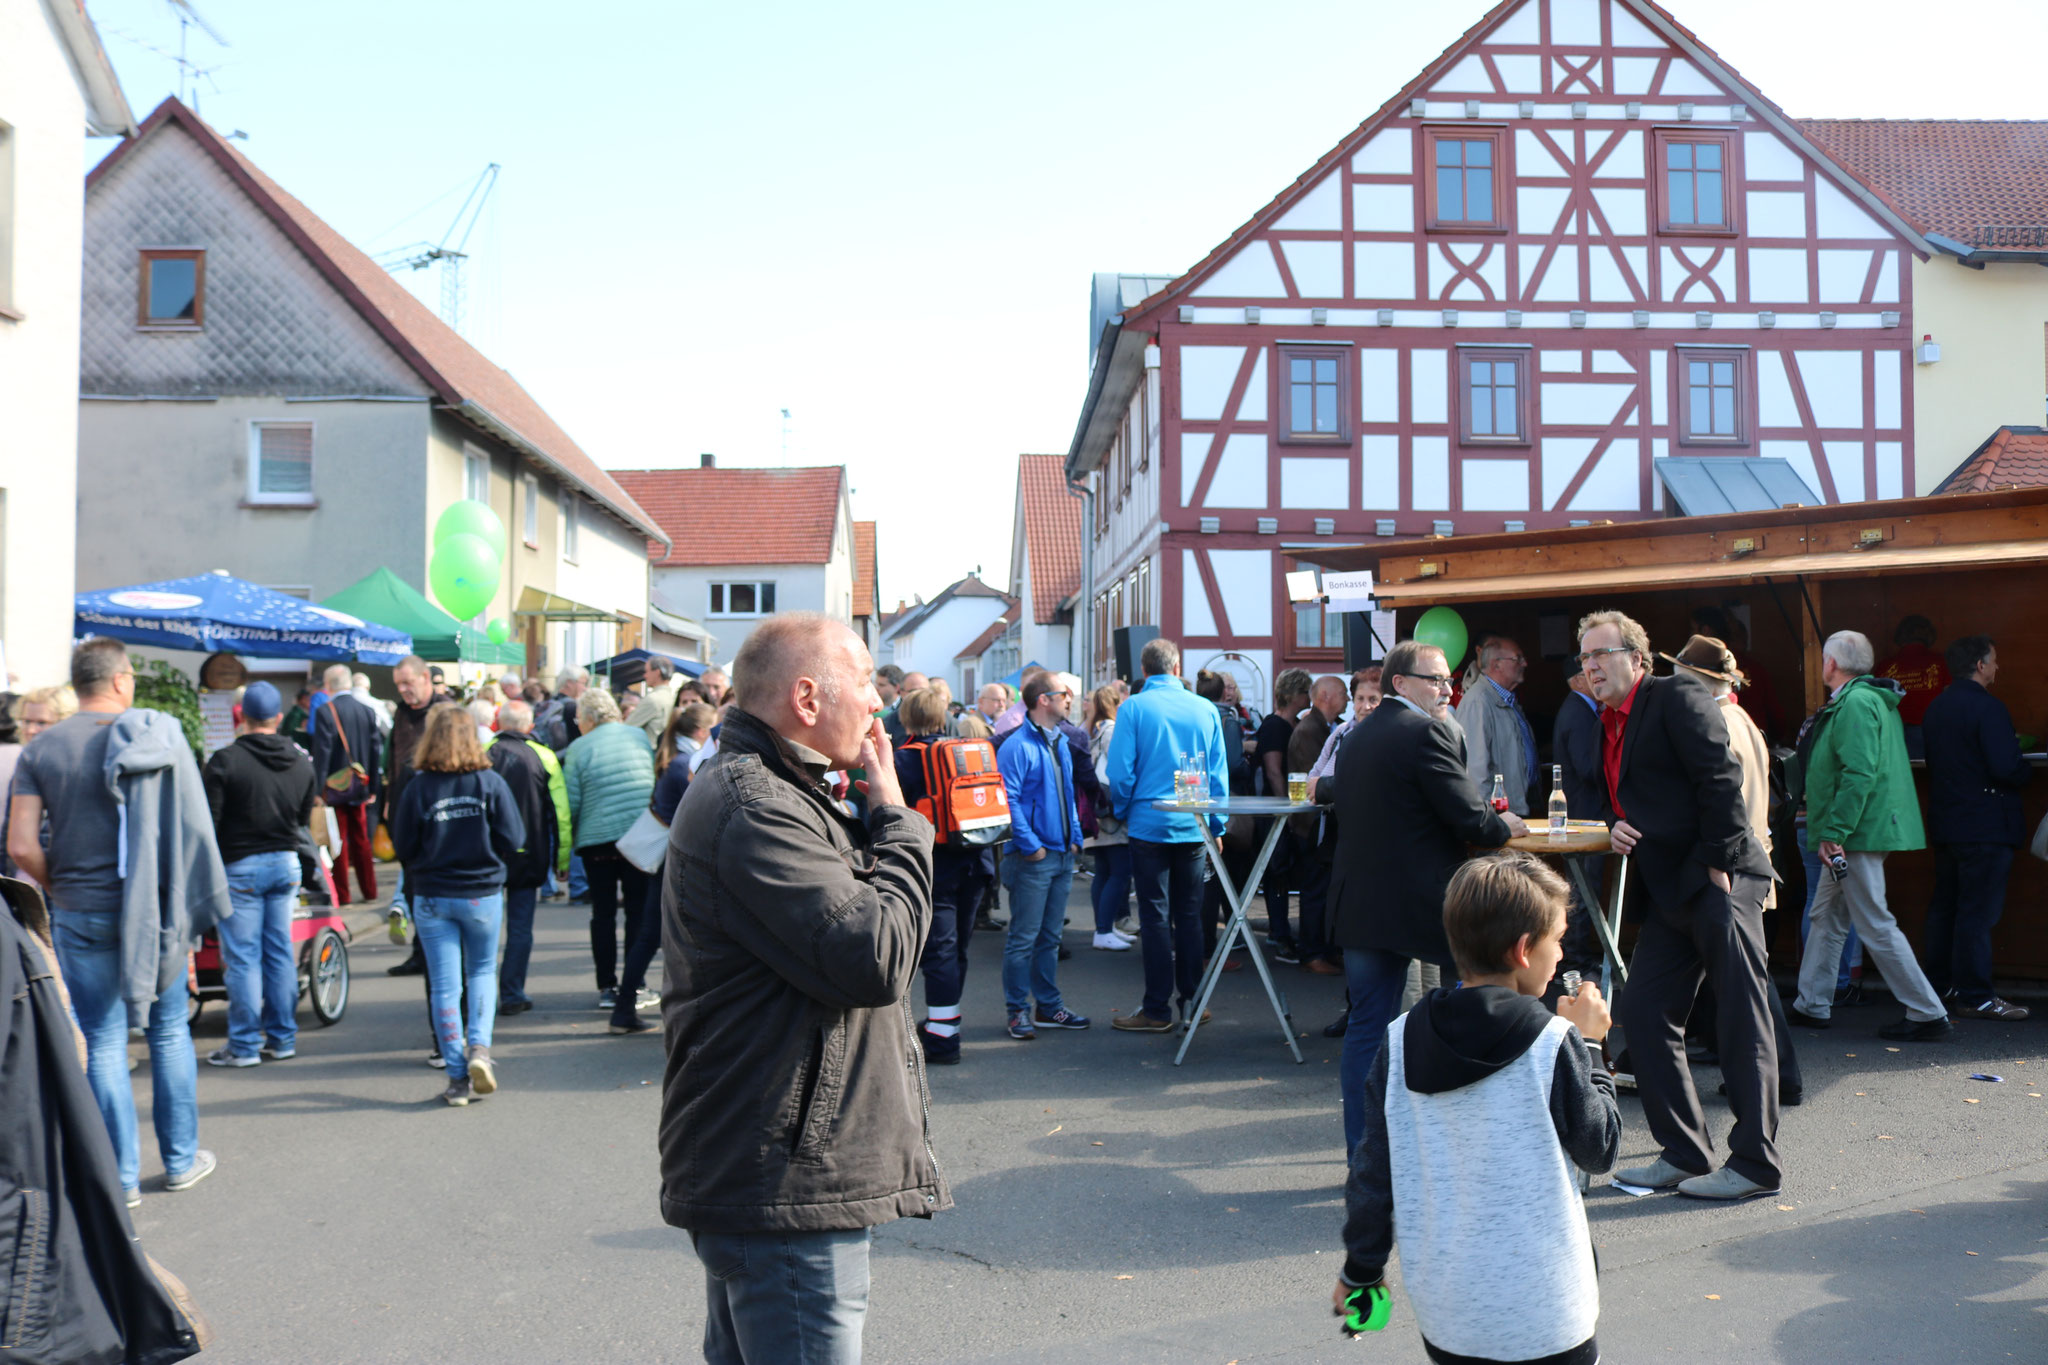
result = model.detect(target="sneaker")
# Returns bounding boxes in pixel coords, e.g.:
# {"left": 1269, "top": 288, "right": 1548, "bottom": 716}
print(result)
{"left": 206, "top": 1048, "right": 259, "bottom": 1068}
{"left": 1092, "top": 932, "right": 1132, "bottom": 951}
{"left": 259, "top": 1042, "right": 295, "bottom": 1061}
{"left": 164, "top": 1150, "right": 217, "bottom": 1192}
{"left": 1007, "top": 1010, "right": 1037, "bottom": 1041}
{"left": 386, "top": 908, "right": 410, "bottom": 945}
{"left": 1111, "top": 1008, "right": 1175, "bottom": 1033}
{"left": 1115, "top": 915, "right": 1140, "bottom": 938}
{"left": 1677, "top": 1167, "right": 1780, "bottom": 1201}
{"left": 1833, "top": 980, "right": 1865, "bottom": 1007}
{"left": 125, "top": 1187, "right": 141, "bottom": 1210}
{"left": 426, "top": 1049, "right": 449, "bottom": 1068}
{"left": 466, "top": 1044, "right": 497, "bottom": 1095}
{"left": 1878, "top": 1015, "right": 1954, "bottom": 1042}
{"left": 441, "top": 1076, "right": 473, "bottom": 1107}
{"left": 1034, "top": 1006, "right": 1090, "bottom": 1030}
{"left": 1613, "top": 1156, "right": 1697, "bottom": 1190}
{"left": 1786, "top": 1007, "right": 1831, "bottom": 1030}
{"left": 1268, "top": 940, "right": 1301, "bottom": 966}
{"left": 636, "top": 988, "right": 661, "bottom": 1011}
{"left": 596, "top": 988, "right": 617, "bottom": 1011}
{"left": 1956, "top": 997, "right": 2031, "bottom": 1022}
{"left": 386, "top": 956, "right": 425, "bottom": 977}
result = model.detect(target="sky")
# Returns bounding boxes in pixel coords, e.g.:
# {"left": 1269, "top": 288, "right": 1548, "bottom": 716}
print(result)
{"left": 84, "top": 0, "right": 2048, "bottom": 608}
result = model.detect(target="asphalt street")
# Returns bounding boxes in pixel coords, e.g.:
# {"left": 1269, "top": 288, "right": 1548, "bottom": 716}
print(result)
{"left": 125, "top": 880, "right": 2048, "bottom": 1364}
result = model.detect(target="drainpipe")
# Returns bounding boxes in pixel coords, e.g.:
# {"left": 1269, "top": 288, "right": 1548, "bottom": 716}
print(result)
{"left": 1066, "top": 474, "right": 1094, "bottom": 682}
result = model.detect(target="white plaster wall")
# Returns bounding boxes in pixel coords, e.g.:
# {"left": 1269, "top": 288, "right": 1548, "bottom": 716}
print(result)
{"left": 649, "top": 562, "right": 825, "bottom": 670}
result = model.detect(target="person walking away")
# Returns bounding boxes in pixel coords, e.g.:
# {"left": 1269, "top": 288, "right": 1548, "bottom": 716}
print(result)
{"left": 1334, "top": 853, "right": 1619, "bottom": 1365}
{"left": 893, "top": 688, "right": 981, "bottom": 1062}
{"left": 607, "top": 699, "right": 718, "bottom": 1037}
{"left": 1551, "top": 655, "right": 1607, "bottom": 977}
{"left": 1789, "top": 630, "right": 1951, "bottom": 1043}
{"left": 563, "top": 687, "right": 657, "bottom": 1013}
{"left": 1286, "top": 675, "right": 1347, "bottom": 975}
{"left": 995, "top": 675, "right": 1090, "bottom": 1040}
{"left": 1082, "top": 685, "right": 1133, "bottom": 952}
{"left": 1455, "top": 636, "right": 1538, "bottom": 816}
{"left": 202, "top": 681, "right": 317, "bottom": 1066}
{"left": 1194, "top": 670, "right": 1255, "bottom": 962}
{"left": 627, "top": 656, "right": 679, "bottom": 743}
{"left": 390, "top": 703, "right": 525, "bottom": 1105}
{"left": 1919, "top": 635, "right": 2033, "bottom": 1021}
{"left": 1253, "top": 669, "right": 1310, "bottom": 961}
{"left": 8, "top": 638, "right": 227, "bottom": 1203}
{"left": 309, "top": 662, "right": 382, "bottom": 906}
{"left": 661, "top": 613, "right": 947, "bottom": 1362}
{"left": 386, "top": 655, "right": 453, "bottom": 977}
{"left": 1106, "top": 638, "right": 1228, "bottom": 1033}
{"left": 484, "top": 700, "right": 570, "bottom": 1016}
{"left": 1577, "top": 611, "right": 1780, "bottom": 1201}
{"left": 1328, "top": 639, "right": 1521, "bottom": 1154}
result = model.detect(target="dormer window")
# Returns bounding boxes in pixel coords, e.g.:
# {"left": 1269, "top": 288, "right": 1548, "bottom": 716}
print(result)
{"left": 139, "top": 249, "right": 204, "bottom": 328}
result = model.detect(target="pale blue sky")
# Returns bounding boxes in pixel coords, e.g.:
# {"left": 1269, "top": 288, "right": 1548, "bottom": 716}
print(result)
{"left": 85, "top": 0, "right": 2048, "bottom": 605}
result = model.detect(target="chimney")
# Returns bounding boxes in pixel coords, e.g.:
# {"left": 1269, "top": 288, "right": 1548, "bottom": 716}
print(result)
{"left": 700, "top": 453, "right": 716, "bottom": 468}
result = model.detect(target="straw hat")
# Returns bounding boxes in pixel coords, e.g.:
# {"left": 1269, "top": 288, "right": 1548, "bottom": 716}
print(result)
{"left": 1659, "top": 634, "right": 1745, "bottom": 688}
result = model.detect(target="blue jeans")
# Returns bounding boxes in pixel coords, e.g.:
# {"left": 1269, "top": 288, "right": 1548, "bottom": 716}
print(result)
{"left": 691, "top": 1226, "right": 870, "bottom": 1365}
{"left": 1340, "top": 947, "right": 1413, "bottom": 1156}
{"left": 1797, "top": 823, "right": 1860, "bottom": 990}
{"left": 1089, "top": 842, "right": 1131, "bottom": 934}
{"left": 1129, "top": 838, "right": 1206, "bottom": 1020}
{"left": 219, "top": 850, "right": 301, "bottom": 1057}
{"left": 1003, "top": 848, "right": 1074, "bottom": 1015}
{"left": 568, "top": 852, "right": 588, "bottom": 900}
{"left": 414, "top": 893, "right": 501, "bottom": 1078}
{"left": 51, "top": 909, "right": 200, "bottom": 1193}
{"left": 500, "top": 885, "right": 539, "bottom": 1006}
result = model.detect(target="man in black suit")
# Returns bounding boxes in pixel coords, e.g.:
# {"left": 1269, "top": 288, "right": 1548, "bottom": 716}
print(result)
{"left": 1553, "top": 654, "right": 1606, "bottom": 976}
{"left": 1579, "top": 611, "right": 1781, "bottom": 1201}
{"left": 1921, "top": 635, "right": 2034, "bottom": 1022}
{"left": 1328, "top": 639, "right": 1523, "bottom": 1154}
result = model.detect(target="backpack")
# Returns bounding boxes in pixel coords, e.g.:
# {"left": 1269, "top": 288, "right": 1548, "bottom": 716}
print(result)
{"left": 900, "top": 737, "right": 1011, "bottom": 845}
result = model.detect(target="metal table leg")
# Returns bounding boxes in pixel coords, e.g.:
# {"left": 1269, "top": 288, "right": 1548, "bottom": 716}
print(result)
{"left": 1173, "top": 816, "right": 1304, "bottom": 1066}
{"left": 1563, "top": 856, "right": 1629, "bottom": 994}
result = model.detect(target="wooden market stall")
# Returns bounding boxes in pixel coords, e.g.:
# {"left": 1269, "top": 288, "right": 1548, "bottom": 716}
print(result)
{"left": 1316, "top": 485, "right": 2048, "bottom": 981}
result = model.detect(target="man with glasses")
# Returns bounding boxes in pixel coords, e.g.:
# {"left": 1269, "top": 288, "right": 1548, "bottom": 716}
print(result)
{"left": 1576, "top": 611, "right": 1780, "bottom": 1202}
{"left": 1454, "top": 636, "right": 1537, "bottom": 815}
{"left": 1328, "top": 638, "right": 1523, "bottom": 1155}
{"left": 995, "top": 673, "right": 1089, "bottom": 1039}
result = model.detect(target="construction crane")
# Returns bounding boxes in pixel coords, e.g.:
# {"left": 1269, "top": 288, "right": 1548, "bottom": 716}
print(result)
{"left": 372, "top": 163, "right": 501, "bottom": 337}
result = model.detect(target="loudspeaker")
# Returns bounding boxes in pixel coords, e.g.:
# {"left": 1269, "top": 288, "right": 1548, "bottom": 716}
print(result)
{"left": 1113, "top": 624, "right": 1160, "bottom": 683}
{"left": 1343, "top": 613, "right": 1392, "bottom": 673}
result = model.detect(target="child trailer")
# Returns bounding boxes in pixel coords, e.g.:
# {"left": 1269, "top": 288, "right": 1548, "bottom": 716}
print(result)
{"left": 189, "top": 845, "right": 351, "bottom": 1027}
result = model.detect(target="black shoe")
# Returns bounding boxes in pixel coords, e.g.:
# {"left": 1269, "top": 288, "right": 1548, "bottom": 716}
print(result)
{"left": 1322, "top": 1013, "right": 1348, "bottom": 1039}
{"left": 1786, "top": 1007, "right": 1830, "bottom": 1030}
{"left": 1057, "top": 944, "right": 1072, "bottom": 961}
{"left": 498, "top": 999, "right": 533, "bottom": 1016}
{"left": 609, "top": 1012, "right": 655, "bottom": 1035}
{"left": 922, "top": 1048, "right": 961, "bottom": 1066}
{"left": 1878, "top": 1015, "right": 1954, "bottom": 1042}
{"left": 386, "top": 957, "right": 426, "bottom": 977}
{"left": 1268, "top": 940, "right": 1301, "bottom": 966}
{"left": 1833, "top": 981, "right": 1865, "bottom": 1007}
{"left": 1718, "top": 1080, "right": 1803, "bottom": 1107}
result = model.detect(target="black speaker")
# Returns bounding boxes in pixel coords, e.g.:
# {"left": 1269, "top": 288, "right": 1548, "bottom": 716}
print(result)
{"left": 1343, "top": 613, "right": 1392, "bottom": 674}
{"left": 1113, "top": 624, "right": 1160, "bottom": 683}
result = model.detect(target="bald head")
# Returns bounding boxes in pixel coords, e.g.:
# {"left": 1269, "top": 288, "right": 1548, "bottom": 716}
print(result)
{"left": 900, "top": 671, "right": 929, "bottom": 693}
{"left": 731, "top": 612, "right": 881, "bottom": 767}
{"left": 1311, "top": 674, "right": 1348, "bottom": 722}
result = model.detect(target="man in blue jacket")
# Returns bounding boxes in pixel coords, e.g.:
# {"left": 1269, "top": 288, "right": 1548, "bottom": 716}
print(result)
{"left": 996, "top": 674, "right": 1089, "bottom": 1040}
{"left": 1921, "top": 635, "right": 2034, "bottom": 1022}
{"left": 1105, "top": 637, "right": 1228, "bottom": 1033}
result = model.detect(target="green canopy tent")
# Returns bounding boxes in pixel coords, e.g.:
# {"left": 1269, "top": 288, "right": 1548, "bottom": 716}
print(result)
{"left": 320, "top": 567, "right": 522, "bottom": 666}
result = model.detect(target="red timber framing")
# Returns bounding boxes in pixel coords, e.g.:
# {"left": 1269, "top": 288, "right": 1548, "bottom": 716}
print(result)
{"left": 1087, "top": 0, "right": 1933, "bottom": 674}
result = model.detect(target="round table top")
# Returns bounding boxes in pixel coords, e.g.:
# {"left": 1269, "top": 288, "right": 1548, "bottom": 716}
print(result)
{"left": 1149, "top": 795, "right": 1318, "bottom": 816}
{"left": 1505, "top": 821, "right": 1614, "bottom": 855}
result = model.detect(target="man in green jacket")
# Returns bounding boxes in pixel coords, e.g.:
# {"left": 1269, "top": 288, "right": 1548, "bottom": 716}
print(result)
{"left": 1791, "top": 630, "right": 1951, "bottom": 1041}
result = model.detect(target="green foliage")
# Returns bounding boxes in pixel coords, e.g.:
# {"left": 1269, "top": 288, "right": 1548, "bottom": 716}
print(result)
{"left": 133, "top": 659, "right": 205, "bottom": 759}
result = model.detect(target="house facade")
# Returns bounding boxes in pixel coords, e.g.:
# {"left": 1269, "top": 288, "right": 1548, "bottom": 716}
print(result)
{"left": 77, "top": 99, "right": 663, "bottom": 677}
{"left": 879, "top": 573, "right": 1012, "bottom": 697}
{"left": 0, "top": 0, "right": 132, "bottom": 682}
{"left": 1002, "top": 454, "right": 1081, "bottom": 678}
{"left": 1066, "top": 0, "right": 2015, "bottom": 701}
{"left": 610, "top": 461, "right": 856, "bottom": 667}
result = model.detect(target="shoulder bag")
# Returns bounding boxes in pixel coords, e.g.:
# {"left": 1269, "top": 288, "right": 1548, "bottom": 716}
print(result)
{"left": 617, "top": 804, "right": 670, "bottom": 875}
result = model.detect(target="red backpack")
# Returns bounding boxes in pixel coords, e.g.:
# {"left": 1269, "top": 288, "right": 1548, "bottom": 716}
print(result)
{"left": 900, "top": 737, "right": 1011, "bottom": 845}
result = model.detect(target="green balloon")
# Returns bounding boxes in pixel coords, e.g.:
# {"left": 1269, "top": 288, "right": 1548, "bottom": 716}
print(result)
{"left": 1412, "top": 606, "right": 1469, "bottom": 669}
{"left": 430, "top": 532, "right": 499, "bottom": 622}
{"left": 486, "top": 617, "right": 512, "bottom": 645}
{"left": 434, "top": 500, "right": 507, "bottom": 561}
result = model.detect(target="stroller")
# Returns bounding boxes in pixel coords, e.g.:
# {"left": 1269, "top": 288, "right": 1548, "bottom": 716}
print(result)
{"left": 190, "top": 844, "right": 351, "bottom": 1027}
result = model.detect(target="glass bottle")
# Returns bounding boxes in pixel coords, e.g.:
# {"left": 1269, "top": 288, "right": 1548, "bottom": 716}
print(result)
{"left": 1490, "top": 774, "right": 1508, "bottom": 813}
{"left": 1549, "top": 764, "right": 1569, "bottom": 843}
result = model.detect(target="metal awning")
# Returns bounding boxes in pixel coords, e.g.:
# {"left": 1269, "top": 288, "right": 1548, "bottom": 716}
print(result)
{"left": 647, "top": 603, "right": 715, "bottom": 644}
{"left": 512, "top": 586, "right": 623, "bottom": 623}
{"left": 1656, "top": 457, "right": 1819, "bottom": 517}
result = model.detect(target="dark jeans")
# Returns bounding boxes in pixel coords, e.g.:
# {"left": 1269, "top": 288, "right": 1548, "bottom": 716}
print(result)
{"left": 500, "top": 884, "right": 540, "bottom": 1006}
{"left": 581, "top": 844, "right": 650, "bottom": 993}
{"left": 692, "top": 1226, "right": 871, "bottom": 1365}
{"left": 1201, "top": 841, "right": 1255, "bottom": 958}
{"left": 1129, "top": 837, "right": 1206, "bottom": 1020}
{"left": 1089, "top": 842, "right": 1131, "bottom": 934}
{"left": 1924, "top": 841, "right": 2015, "bottom": 1006}
{"left": 1259, "top": 831, "right": 1299, "bottom": 945}
{"left": 1294, "top": 848, "right": 1332, "bottom": 959}
{"left": 1340, "top": 947, "right": 1412, "bottom": 1155}
{"left": 1560, "top": 853, "right": 1605, "bottom": 976}
{"left": 920, "top": 854, "right": 976, "bottom": 1010}
{"left": 612, "top": 868, "right": 663, "bottom": 1023}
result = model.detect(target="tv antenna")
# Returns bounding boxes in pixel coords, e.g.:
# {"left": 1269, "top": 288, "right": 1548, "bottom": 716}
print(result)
{"left": 164, "top": 0, "right": 229, "bottom": 108}
{"left": 372, "top": 163, "right": 501, "bottom": 336}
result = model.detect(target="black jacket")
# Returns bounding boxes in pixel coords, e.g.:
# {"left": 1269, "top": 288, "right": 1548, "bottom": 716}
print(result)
{"left": 486, "top": 736, "right": 560, "bottom": 890}
{"left": 1922, "top": 679, "right": 2033, "bottom": 847}
{"left": 389, "top": 768, "right": 525, "bottom": 899}
{"left": 309, "top": 693, "right": 381, "bottom": 808}
{"left": 1, "top": 878, "right": 205, "bottom": 1365}
{"left": 203, "top": 732, "right": 317, "bottom": 864}
{"left": 1602, "top": 672, "right": 1772, "bottom": 921}
{"left": 659, "top": 707, "right": 948, "bottom": 1234}
{"left": 1552, "top": 690, "right": 1605, "bottom": 821}
{"left": 1329, "top": 701, "right": 1512, "bottom": 964}
{"left": 385, "top": 690, "right": 452, "bottom": 820}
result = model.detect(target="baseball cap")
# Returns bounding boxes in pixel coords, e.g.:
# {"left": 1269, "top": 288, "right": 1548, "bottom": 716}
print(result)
{"left": 242, "top": 680, "right": 283, "bottom": 721}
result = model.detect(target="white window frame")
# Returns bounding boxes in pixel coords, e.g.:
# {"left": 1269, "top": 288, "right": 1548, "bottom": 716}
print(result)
{"left": 561, "top": 492, "right": 580, "bottom": 564}
{"left": 246, "top": 421, "right": 316, "bottom": 506}
{"left": 522, "top": 472, "right": 540, "bottom": 547}
{"left": 707, "top": 580, "right": 777, "bottom": 619}
{"left": 463, "top": 442, "right": 490, "bottom": 503}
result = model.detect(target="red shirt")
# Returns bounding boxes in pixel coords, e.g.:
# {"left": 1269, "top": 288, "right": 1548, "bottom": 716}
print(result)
{"left": 1876, "top": 643, "right": 1949, "bottom": 727}
{"left": 1600, "top": 675, "right": 1644, "bottom": 820}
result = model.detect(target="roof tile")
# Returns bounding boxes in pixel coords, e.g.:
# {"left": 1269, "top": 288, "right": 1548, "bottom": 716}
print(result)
{"left": 1795, "top": 119, "right": 2048, "bottom": 247}
{"left": 1936, "top": 427, "right": 2048, "bottom": 494}
{"left": 608, "top": 466, "right": 845, "bottom": 567}
{"left": 852, "top": 521, "right": 878, "bottom": 617}
{"left": 1018, "top": 455, "right": 1081, "bottom": 625}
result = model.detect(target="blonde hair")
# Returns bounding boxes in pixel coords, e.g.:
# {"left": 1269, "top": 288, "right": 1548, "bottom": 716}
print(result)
{"left": 415, "top": 702, "right": 491, "bottom": 773}
{"left": 954, "top": 712, "right": 991, "bottom": 739}
{"left": 898, "top": 687, "right": 949, "bottom": 736}
{"left": 1089, "top": 684, "right": 1122, "bottom": 728}
{"left": 576, "top": 688, "right": 622, "bottom": 727}
{"left": 13, "top": 685, "right": 78, "bottom": 724}
{"left": 1576, "top": 609, "right": 1651, "bottom": 660}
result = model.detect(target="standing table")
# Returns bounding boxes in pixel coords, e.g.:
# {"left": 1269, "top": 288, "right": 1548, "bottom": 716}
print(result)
{"left": 1505, "top": 820, "right": 1631, "bottom": 998}
{"left": 1150, "top": 795, "right": 1318, "bottom": 1066}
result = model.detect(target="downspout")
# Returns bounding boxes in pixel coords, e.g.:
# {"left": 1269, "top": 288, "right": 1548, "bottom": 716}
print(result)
{"left": 1066, "top": 475, "right": 1094, "bottom": 682}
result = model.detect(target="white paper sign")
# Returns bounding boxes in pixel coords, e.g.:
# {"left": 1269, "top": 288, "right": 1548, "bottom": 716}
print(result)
{"left": 1322, "top": 570, "right": 1376, "bottom": 614}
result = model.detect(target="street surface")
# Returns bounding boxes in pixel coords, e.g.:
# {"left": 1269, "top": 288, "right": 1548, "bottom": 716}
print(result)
{"left": 129, "top": 882, "right": 2048, "bottom": 1363}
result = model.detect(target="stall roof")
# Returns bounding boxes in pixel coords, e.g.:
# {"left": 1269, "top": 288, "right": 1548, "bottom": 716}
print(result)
{"left": 513, "top": 586, "right": 622, "bottom": 624}
{"left": 1656, "top": 458, "right": 1819, "bottom": 517}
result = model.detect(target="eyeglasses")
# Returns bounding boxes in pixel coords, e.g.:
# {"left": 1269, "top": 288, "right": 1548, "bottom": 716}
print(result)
{"left": 1573, "top": 647, "right": 1637, "bottom": 668}
{"left": 1394, "top": 672, "right": 1454, "bottom": 689}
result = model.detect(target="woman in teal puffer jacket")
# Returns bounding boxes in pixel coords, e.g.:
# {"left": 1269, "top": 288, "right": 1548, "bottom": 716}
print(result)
{"left": 563, "top": 688, "right": 657, "bottom": 1019}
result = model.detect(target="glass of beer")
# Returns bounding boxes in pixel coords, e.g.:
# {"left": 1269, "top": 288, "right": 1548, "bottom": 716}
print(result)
{"left": 1287, "top": 771, "right": 1309, "bottom": 803}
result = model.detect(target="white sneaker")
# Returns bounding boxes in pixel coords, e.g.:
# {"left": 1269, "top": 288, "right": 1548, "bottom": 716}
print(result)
{"left": 1115, "top": 916, "right": 1140, "bottom": 938}
{"left": 1092, "top": 931, "right": 1133, "bottom": 951}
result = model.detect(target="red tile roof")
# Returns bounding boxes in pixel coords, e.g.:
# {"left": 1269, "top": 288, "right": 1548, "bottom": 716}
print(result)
{"left": 954, "top": 612, "right": 1016, "bottom": 662}
{"left": 851, "top": 521, "right": 878, "bottom": 618}
{"left": 88, "top": 99, "right": 665, "bottom": 544}
{"left": 1794, "top": 120, "right": 2048, "bottom": 248}
{"left": 1018, "top": 455, "right": 1081, "bottom": 625}
{"left": 1935, "top": 427, "right": 2048, "bottom": 494}
{"left": 608, "top": 466, "right": 846, "bottom": 567}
